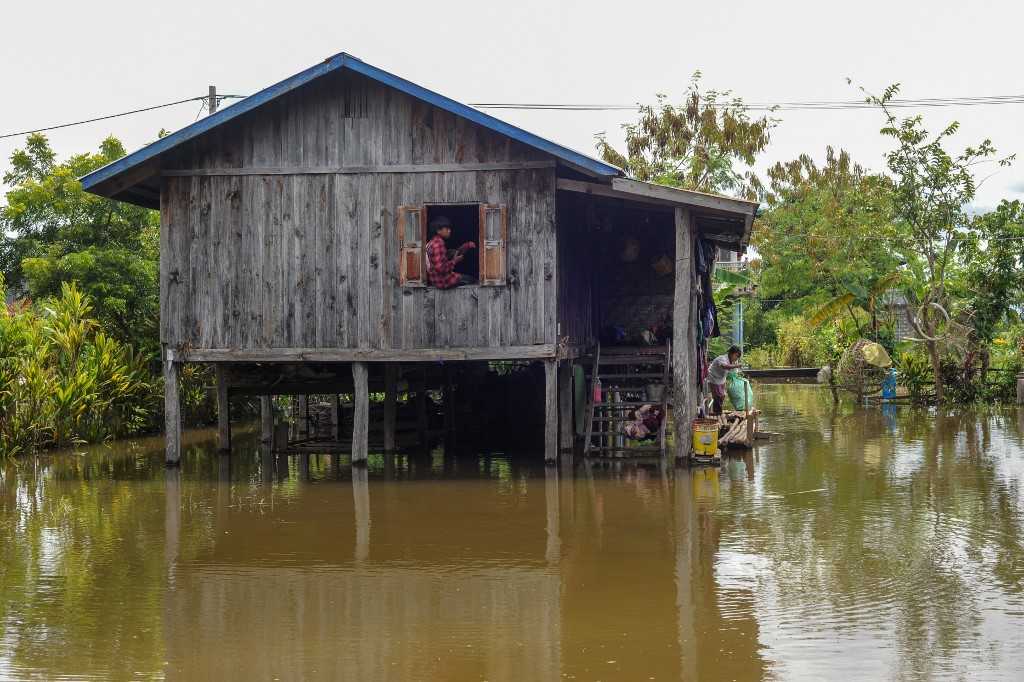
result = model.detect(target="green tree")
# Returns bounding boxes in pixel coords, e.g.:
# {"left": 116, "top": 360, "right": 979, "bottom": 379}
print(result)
{"left": 868, "top": 84, "right": 1014, "bottom": 401}
{"left": 1, "top": 134, "right": 159, "bottom": 354}
{"left": 595, "top": 73, "right": 776, "bottom": 197}
{"left": 754, "top": 147, "right": 899, "bottom": 332}
{"left": 960, "top": 200, "right": 1024, "bottom": 346}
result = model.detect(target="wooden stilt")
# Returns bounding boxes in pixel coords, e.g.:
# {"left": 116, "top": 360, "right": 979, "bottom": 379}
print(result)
{"left": 672, "top": 207, "right": 695, "bottom": 461}
{"left": 260, "top": 395, "right": 273, "bottom": 445}
{"left": 215, "top": 364, "right": 231, "bottom": 452}
{"left": 558, "top": 362, "right": 574, "bottom": 452}
{"left": 545, "top": 359, "right": 558, "bottom": 462}
{"left": 334, "top": 394, "right": 343, "bottom": 440}
{"left": 383, "top": 363, "right": 398, "bottom": 452}
{"left": 416, "top": 377, "right": 429, "bottom": 448}
{"left": 443, "top": 365, "right": 456, "bottom": 451}
{"left": 164, "top": 354, "right": 182, "bottom": 466}
{"left": 352, "top": 362, "right": 369, "bottom": 463}
{"left": 297, "top": 395, "right": 309, "bottom": 439}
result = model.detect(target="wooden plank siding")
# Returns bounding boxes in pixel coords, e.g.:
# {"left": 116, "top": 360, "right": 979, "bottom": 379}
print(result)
{"left": 158, "top": 70, "right": 556, "bottom": 352}
{"left": 555, "top": 191, "right": 595, "bottom": 347}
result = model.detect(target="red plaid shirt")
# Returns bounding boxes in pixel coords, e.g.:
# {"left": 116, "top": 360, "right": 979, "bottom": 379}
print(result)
{"left": 426, "top": 235, "right": 460, "bottom": 289}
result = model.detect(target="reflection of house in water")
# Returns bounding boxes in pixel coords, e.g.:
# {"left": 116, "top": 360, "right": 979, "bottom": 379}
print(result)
{"left": 162, "top": 458, "right": 768, "bottom": 680}
{"left": 674, "top": 466, "right": 768, "bottom": 681}
{"left": 163, "top": 465, "right": 559, "bottom": 680}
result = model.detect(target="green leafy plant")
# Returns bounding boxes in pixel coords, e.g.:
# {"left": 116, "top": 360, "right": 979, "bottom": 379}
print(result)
{"left": 897, "top": 350, "right": 932, "bottom": 404}
{"left": 0, "top": 282, "right": 156, "bottom": 457}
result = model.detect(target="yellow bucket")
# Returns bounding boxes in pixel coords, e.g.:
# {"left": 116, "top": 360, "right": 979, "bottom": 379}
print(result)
{"left": 691, "top": 418, "right": 720, "bottom": 457}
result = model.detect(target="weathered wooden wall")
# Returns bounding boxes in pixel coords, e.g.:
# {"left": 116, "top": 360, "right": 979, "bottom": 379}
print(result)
{"left": 555, "top": 192, "right": 594, "bottom": 347}
{"left": 159, "top": 70, "right": 556, "bottom": 351}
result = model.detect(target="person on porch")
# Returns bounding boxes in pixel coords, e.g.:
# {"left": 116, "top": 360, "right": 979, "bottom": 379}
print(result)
{"left": 426, "top": 216, "right": 476, "bottom": 289}
{"left": 708, "top": 346, "right": 743, "bottom": 415}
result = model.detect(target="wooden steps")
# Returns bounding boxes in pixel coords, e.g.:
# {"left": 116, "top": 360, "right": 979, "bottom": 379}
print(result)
{"left": 583, "top": 343, "right": 672, "bottom": 458}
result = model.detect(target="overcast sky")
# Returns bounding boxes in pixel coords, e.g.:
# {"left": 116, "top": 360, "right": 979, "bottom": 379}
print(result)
{"left": 2, "top": 0, "right": 1023, "bottom": 208}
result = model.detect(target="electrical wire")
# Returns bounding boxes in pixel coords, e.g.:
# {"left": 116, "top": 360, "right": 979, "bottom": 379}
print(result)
{"left": 0, "top": 97, "right": 207, "bottom": 140}
{"left": 0, "top": 94, "right": 247, "bottom": 140}
{"left": 3, "top": 91, "right": 1024, "bottom": 141}
{"left": 467, "top": 94, "right": 1024, "bottom": 112}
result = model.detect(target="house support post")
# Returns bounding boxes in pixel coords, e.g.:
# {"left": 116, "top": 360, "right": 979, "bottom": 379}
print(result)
{"left": 545, "top": 359, "right": 558, "bottom": 463}
{"left": 384, "top": 363, "right": 398, "bottom": 452}
{"left": 673, "top": 207, "right": 695, "bottom": 461}
{"left": 443, "top": 366, "right": 456, "bottom": 451}
{"left": 164, "top": 352, "right": 182, "bottom": 466}
{"left": 215, "top": 364, "right": 230, "bottom": 452}
{"left": 352, "top": 362, "right": 369, "bottom": 463}
{"left": 1017, "top": 372, "right": 1024, "bottom": 405}
{"left": 260, "top": 395, "right": 273, "bottom": 446}
{"left": 297, "top": 395, "right": 309, "bottom": 439}
{"left": 416, "top": 374, "right": 429, "bottom": 448}
{"left": 558, "top": 361, "right": 574, "bottom": 452}
{"left": 334, "top": 394, "right": 343, "bottom": 440}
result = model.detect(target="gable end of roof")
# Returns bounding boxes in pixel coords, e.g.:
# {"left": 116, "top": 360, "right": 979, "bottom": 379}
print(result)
{"left": 80, "top": 53, "right": 620, "bottom": 198}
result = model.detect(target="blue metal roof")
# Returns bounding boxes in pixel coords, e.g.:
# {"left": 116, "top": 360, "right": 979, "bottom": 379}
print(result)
{"left": 80, "top": 52, "right": 621, "bottom": 194}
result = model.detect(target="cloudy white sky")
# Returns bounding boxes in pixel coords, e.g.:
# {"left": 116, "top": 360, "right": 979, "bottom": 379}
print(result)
{"left": 2, "top": 0, "right": 1023, "bottom": 209}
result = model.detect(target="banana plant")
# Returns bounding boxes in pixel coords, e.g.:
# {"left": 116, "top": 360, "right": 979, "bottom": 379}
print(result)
{"left": 807, "top": 271, "right": 904, "bottom": 337}
{"left": 713, "top": 266, "right": 754, "bottom": 309}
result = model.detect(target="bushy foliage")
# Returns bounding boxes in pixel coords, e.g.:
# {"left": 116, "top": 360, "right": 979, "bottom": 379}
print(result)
{"left": 596, "top": 72, "right": 776, "bottom": 197}
{"left": 775, "top": 316, "right": 842, "bottom": 367}
{"left": 743, "top": 345, "right": 780, "bottom": 369}
{"left": 754, "top": 147, "right": 899, "bottom": 332}
{"left": 0, "top": 281, "right": 157, "bottom": 457}
{"left": 1, "top": 134, "right": 160, "bottom": 356}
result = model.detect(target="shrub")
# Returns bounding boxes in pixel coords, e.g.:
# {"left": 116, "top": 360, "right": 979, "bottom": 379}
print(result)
{"left": 743, "top": 345, "right": 779, "bottom": 368}
{"left": 896, "top": 349, "right": 932, "bottom": 403}
{"left": 776, "top": 315, "right": 841, "bottom": 367}
{"left": 0, "top": 282, "right": 156, "bottom": 457}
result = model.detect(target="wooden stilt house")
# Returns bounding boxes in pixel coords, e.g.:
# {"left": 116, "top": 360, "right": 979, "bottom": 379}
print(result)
{"left": 80, "top": 52, "right": 757, "bottom": 463}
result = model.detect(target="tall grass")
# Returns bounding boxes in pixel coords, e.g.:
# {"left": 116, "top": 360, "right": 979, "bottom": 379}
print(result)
{"left": 0, "top": 281, "right": 156, "bottom": 457}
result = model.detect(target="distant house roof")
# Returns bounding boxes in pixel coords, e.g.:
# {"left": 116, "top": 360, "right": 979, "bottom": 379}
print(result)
{"left": 79, "top": 52, "right": 622, "bottom": 202}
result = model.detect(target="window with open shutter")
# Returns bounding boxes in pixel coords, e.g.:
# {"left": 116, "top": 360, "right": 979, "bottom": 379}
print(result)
{"left": 397, "top": 205, "right": 427, "bottom": 286}
{"left": 478, "top": 204, "right": 508, "bottom": 286}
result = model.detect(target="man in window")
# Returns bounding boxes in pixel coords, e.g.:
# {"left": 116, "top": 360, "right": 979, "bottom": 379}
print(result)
{"left": 426, "top": 216, "right": 476, "bottom": 288}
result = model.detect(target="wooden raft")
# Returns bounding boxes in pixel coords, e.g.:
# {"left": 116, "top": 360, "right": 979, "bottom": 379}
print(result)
{"left": 716, "top": 409, "right": 762, "bottom": 449}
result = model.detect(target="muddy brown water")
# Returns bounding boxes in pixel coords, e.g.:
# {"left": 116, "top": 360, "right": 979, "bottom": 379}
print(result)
{"left": 3, "top": 385, "right": 1024, "bottom": 681}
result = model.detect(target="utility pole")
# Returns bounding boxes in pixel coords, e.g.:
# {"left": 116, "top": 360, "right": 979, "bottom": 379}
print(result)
{"left": 208, "top": 85, "right": 218, "bottom": 115}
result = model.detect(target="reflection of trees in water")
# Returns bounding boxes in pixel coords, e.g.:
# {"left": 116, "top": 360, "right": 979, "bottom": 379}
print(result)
{"left": 0, "top": 452, "right": 187, "bottom": 678}
{"left": 745, "top": 386, "right": 1024, "bottom": 677}
{"left": 6, "top": 398, "right": 1024, "bottom": 679}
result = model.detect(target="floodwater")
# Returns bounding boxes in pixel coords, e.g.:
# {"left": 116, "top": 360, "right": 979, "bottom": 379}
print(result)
{"left": 3, "top": 386, "right": 1024, "bottom": 681}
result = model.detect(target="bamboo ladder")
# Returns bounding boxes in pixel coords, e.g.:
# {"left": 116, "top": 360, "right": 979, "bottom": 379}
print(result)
{"left": 583, "top": 343, "right": 672, "bottom": 457}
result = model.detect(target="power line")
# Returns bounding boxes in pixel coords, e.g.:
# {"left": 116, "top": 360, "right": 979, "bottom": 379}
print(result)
{"left": 468, "top": 94, "right": 1024, "bottom": 112}
{"left": 3, "top": 91, "right": 1024, "bottom": 141}
{"left": 0, "top": 95, "right": 246, "bottom": 140}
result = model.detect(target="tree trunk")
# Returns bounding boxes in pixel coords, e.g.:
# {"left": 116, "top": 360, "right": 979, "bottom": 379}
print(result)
{"left": 927, "top": 340, "right": 943, "bottom": 403}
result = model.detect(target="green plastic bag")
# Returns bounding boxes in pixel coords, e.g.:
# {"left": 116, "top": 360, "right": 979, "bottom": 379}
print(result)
{"left": 726, "top": 370, "right": 754, "bottom": 411}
